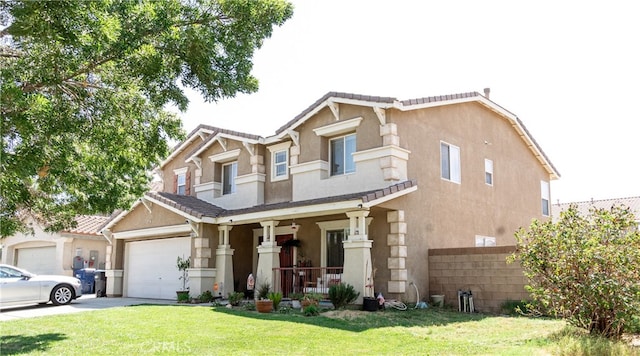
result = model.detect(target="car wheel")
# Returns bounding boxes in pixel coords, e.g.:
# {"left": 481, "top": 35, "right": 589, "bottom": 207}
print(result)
{"left": 51, "top": 285, "right": 74, "bottom": 305}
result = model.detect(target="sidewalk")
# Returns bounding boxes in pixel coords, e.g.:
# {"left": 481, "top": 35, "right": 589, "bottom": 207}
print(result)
{"left": 0, "top": 295, "right": 203, "bottom": 321}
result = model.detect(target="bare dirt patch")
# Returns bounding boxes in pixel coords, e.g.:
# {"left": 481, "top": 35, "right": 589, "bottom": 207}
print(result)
{"left": 323, "top": 310, "right": 370, "bottom": 319}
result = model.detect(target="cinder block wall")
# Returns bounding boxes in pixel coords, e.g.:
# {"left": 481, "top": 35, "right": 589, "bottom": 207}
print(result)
{"left": 428, "top": 246, "right": 529, "bottom": 313}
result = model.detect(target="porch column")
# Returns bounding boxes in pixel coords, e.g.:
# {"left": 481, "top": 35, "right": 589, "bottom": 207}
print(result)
{"left": 256, "top": 220, "right": 281, "bottom": 291}
{"left": 343, "top": 210, "right": 373, "bottom": 303}
{"left": 214, "top": 225, "right": 234, "bottom": 298}
{"left": 387, "top": 210, "right": 407, "bottom": 295}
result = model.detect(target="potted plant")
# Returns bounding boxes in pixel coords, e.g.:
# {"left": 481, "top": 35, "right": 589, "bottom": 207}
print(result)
{"left": 289, "top": 292, "right": 304, "bottom": 309}
{"left": 255, "top": 282, "right": 273, "bottom": 313}
{"left": 176, "top": 255, "right": 190, "bottom": 302}
{"left": 301, "top": 292, "right": 321, "bottom": 309}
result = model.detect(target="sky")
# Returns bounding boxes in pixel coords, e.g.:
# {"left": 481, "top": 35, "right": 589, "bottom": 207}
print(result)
{"left": 171, "top": 0, "right": 639, "bottom": 205}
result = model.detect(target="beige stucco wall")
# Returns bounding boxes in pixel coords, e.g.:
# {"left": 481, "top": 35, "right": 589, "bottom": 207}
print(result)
{"left": 1, "top": 221, "right": 108, "bottom": 276}
{"left": 161, "top": 138, "right": 202, "bottom": 194}
{"left": 390, "top": 102, "right": 551, "bottom": 249}
{"left": 111, "top": 203, "right": 186, "bottom": 233}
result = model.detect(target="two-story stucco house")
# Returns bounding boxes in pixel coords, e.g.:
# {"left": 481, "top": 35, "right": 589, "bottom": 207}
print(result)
{"left": 101, "top": 90, "right": 559, "bottom": 304}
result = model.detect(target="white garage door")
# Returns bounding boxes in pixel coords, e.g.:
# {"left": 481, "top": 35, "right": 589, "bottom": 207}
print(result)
{"left": 125, "top": 237, "right": 191, "bottom": 300}
{"left": 16, "top": 246, "right": 56, "bottom": 275}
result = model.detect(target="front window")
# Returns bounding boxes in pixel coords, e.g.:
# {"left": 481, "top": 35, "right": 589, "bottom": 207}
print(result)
{"left": 326, "top": 230, "right": 346, "bottom": 267}
{"left": 330, "top": 134, "right": 356, "bottom": 176}
{"left": 177, "top": 173, "right": 186, "bottom": 195}
{"left": 541, "top": 180, "right": 550, "bottom": 216}
{"left": 274, "top": 150, "right": 288, "bottom": 179}
{"left": 441, "top": 142, "right": 461, "bottom": 183}
{"left": 222, "top": 162, "right": 237, "bottom": 195}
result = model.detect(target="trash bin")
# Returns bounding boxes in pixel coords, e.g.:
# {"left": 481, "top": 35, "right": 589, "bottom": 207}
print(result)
{"left": 74, "top": 268, "right": 96, "bottom": 294}
{"left": 95, "top": 270, "right": 107, "bottom": 297}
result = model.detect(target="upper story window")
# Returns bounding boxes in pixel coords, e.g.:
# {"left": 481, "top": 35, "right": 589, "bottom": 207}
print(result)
{"left": 274, "top": 151, "right": 287, "bottom": 177}
{"left": 485, "top": 159, "right": 494, "bottom": 186}
{"left": 541, "top": 180, "right": 550, "bottom": 216}
{"left": 173, "top": 167, "right": 189, "bottom": 195}
{"left": 330, "top": 134, "right": 356, "bottom": 176}
{"left": 267, "top": 141, "right": 291, "bottom": 182}
{"left": 441, "top": 141, "right": 461, "bottom": 184}
{"left": 222, "top": 162, "right": 237, "bottom": 195}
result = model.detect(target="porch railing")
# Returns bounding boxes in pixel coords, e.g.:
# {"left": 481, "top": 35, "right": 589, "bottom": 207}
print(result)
{"left": 272, "top": 267, "right": 343, "bottom": 298}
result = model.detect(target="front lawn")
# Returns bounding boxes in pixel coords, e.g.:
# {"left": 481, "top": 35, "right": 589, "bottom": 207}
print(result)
{"left": 1, "top": 305, "right": 637, "bottom": 355}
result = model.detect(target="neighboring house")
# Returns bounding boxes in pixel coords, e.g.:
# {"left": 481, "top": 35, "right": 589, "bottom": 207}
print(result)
{"left": 552, "top": 196, "right": 640, "bottom": 223}
{"left": 1, "top": 214, "right": 113, "bottom": 276}
{"left": 102, "top": 90, "right": 559, "bottom": 304}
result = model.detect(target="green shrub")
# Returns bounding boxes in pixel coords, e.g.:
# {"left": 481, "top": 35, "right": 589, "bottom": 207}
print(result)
{"left": 328, "top": 283, "right": 359, "bottom": 309}
{"left": 268, "top": 292, "right": 282, "bottom": 311}
{"left": 256, "top": 283, "right": 270, "bottom": 300}
{"left": 510, "top": 204, "right": 640, "bottom": 339}
{"left": 198, "top": 290, "right": 214, "bottom": 303}
{"left": 303, "top": 304, "right": 319, "bottom": 316}
{"left": 227, "top": 291, "right": 244, "bottom": 306}
{"left": 500, "top": 300, "right": 534, "bottom": 316}
{"left": 177, "top": 292, "right": 190, "bottom": 303}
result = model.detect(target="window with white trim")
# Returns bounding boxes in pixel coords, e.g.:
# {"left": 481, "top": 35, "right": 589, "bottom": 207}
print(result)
{"left": 326, "top": 230, "right": 346, "bottom": 267}
{"left": 273, "top": 150, "right": 287, "bottom": 179}
{"left": 541, "top": 180, "right": 550, "bottom": 216}
{"left": 441, "top": 142, "right": 461, "bottom": 183}
{"left": 267, "top": 141, "right": 291, "bottom": 181}
{"left": 475, "top": 235, "right": 496, "bottom": 247}
{"left": 177, "top": 173, "right": 186, "bottom": 195}
{"left": 485, "top": 159, "right": 493, "bottom": 186}
{"left": 222, "top": 162, "right": 237, "bottom": 195}
{"left": 330, "top": 134, "right": 356, "bottom": 176}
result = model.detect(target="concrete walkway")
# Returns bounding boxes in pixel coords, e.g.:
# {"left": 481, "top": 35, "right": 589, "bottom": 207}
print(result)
{"left": 0, "top": 295, "right": 204, "bottom": 321}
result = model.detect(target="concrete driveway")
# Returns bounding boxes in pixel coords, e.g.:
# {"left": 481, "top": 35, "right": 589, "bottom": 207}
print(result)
{"left": 0, "top": 295, "right": 192, "bottom": 321}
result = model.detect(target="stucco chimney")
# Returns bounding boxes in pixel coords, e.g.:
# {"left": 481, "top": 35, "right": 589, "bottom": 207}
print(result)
{"left": 483, "top": 87, "right": 490, "bottom": 99}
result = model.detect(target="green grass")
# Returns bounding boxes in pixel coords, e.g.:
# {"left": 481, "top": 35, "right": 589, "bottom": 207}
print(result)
{"left": 1, "top": 305, "right": 637, "bottom": 355}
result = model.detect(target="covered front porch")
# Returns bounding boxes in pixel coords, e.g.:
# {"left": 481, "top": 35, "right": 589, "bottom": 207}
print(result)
{"left": 101, "top": 180, "right": 417, "bottom": 302}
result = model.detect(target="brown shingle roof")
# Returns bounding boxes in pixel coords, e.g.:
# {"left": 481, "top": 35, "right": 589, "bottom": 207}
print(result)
{"left": 185, "top": 127, "right": 262, "bottom": 160}
{"left": 146, "top": 180, "right": 417, "bottom": 220}
{"left": 62, "top": 213, "right": 116, "bottom": 235}
{"left": 275, "top": 91, "right": 397, "bottom": 134}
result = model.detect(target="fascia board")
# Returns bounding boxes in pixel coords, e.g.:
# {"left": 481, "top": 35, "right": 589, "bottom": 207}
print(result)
{"left": 143, "top": 195, "right": 207, "bottom": 223}
{"left": 216, "top": 200, "right": 362, "bottom": 225}
{"left": 159, "top": 128, "right": 213, "bottom": 168}
{"left": 113, "top": 224, "right": 192, "bottom": 240}
{"left": 362, "top": 185, "right": 418, "bottom": 209}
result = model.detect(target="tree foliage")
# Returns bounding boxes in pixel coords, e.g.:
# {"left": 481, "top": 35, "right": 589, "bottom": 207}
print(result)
{"left": 510, "top": 204, "right": 640, "bottom": 338}
{"left": 0, "top": 0, "right": 293, "bottom": 237}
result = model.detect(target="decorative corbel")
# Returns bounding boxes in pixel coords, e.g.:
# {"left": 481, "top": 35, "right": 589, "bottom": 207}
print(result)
{"left": 243, "top": 141, "right": 256, "bottom": 156}
{"left": 197, "top": 131, "right": 208, "bottom": 141}
{"left": 101, "top": 229, "right": 113, "bottom": 245}
{"left": 139, "top": 197, "right": 152, "bottom": 213}
{"left": 216, "top": 137, "right": 228, "bottom": 151}
{"left": 287, "top": 129, "right": 300, "bottom": 147}
{"left": 373, "top": 107, "right": 386, "bottom": 126}
{"left": 192, "top": 157, "right": 202, "bottom": 170}
{"left": 186, "top": 219, "right": 199, "bottom": 238}
{"left": 327, "top": 100, "right": 340, "bottom": 120}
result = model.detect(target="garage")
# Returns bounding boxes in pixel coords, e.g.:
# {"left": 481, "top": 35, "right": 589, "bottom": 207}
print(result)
{"left": 16, "top": 246, "right": 56, "bottom": 274}
{"left": 124, "top": 237, "right": 191, "bottom": 300}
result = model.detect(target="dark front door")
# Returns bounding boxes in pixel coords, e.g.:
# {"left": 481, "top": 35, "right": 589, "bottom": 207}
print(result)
{"left": 276, "top": 234, "right": 294, "bottom": 296}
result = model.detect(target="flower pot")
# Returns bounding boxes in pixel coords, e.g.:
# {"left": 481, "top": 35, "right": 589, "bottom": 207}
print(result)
{"left": 431, "top": 294, "right": 445, "bottom": 308}
{"left": 176, "top": 290, "right": 190, "bottom": 303}
{"left": 256, "top": 299, "right": 273, "bottom": 313}
{"left": 362, "top": 297, "right": 379, "bottom": 312}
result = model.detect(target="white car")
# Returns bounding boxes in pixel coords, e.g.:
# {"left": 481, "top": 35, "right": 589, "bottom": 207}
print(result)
{"left": 0, "top": 264, "right": 83, "bottom": 307}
